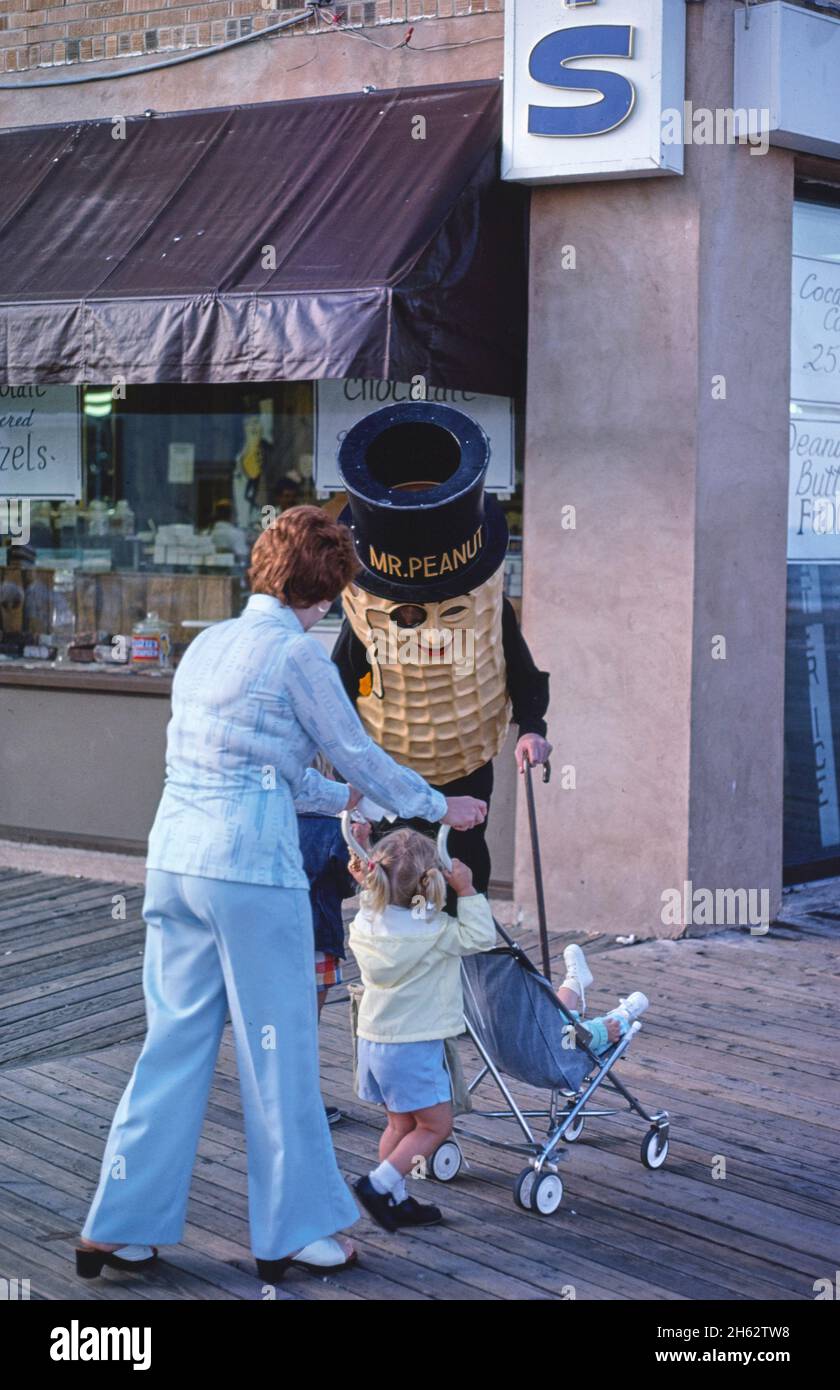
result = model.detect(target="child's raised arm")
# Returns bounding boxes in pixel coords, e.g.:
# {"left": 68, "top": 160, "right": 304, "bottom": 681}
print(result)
{"left": 345, "top": 820, "right": 372, "bottom": 886}
{"left": 440, "top": 859, "right": 497, "bottom": 956}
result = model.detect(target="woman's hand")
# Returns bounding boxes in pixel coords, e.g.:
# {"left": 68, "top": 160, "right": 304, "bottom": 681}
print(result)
{"left": 443, "top": 857, "right": 475, "bottom": 897}
{"left": 345, "top": 785, "right": 364, "bottom": 811}
{"left": 442, "top": 796, "right": 488, "bottom": 831}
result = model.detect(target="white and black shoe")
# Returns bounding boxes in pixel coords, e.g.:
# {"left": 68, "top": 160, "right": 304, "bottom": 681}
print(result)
{"left": 256, "top": 1237, "right": 357, "bottom": 1282}
{"left": 76, "top": 1243, "right": 158, "bottom": 1278}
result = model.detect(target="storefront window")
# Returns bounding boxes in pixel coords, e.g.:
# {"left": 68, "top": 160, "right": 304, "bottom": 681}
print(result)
{"left": 0, "top": 381, "right": 523, "bottom": 672}
{"left": 785, "top": 197, "right": 840, "bottom": 875}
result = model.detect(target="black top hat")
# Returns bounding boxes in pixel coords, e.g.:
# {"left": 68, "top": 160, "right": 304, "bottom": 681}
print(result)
{"left": 337, "top": 401, "right": 509, "bottom": 602}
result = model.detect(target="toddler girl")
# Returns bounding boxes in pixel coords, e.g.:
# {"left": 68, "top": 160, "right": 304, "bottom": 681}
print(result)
{"left": 347, "top": 827, "right": 496, "bottom": 1232}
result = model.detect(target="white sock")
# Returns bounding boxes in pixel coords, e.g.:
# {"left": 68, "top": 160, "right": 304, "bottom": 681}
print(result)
{"left": 369, "top": 1160, "right": 403, "bottom": 1199}
{"left": 393, "top": 1176, "right": 408, "bottom": 1203}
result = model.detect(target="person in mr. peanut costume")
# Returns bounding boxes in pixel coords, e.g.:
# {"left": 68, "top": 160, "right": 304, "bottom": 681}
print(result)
{"left": 331, "top": 402, "right": 551, "bottom": 900}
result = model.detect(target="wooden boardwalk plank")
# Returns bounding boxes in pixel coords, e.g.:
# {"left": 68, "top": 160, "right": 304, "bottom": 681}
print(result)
{"left": 0, "top": 867, "right": 837, "bottom": 1300}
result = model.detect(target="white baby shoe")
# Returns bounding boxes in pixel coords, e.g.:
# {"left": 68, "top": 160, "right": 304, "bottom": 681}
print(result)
{"left": 562, "top": 943, "right": 594, "bottom": 1010}
{"left": 608, "top": 991, "right": 650, "bottom": 1030}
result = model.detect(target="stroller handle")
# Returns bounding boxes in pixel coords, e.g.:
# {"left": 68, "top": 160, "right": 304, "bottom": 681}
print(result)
{"left": 340, "top": 811, "right": 453, "bottom": 874}
{"left": 436, "top": 824, "right": 453, "bottom": 871}
{"left": 340, "top": 810, "right": 368, "bottom": 862}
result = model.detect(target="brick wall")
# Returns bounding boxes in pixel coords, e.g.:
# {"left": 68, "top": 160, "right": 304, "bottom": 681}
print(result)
{"left": 0, "top": 0, "right": 503, "bottom": 74}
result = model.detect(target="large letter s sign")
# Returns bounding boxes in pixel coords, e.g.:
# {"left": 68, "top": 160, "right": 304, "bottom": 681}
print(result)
{"left": 528, "top": 26, "right": 635, "bottom": 138}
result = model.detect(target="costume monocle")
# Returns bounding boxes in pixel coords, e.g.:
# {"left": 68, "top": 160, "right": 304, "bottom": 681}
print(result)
{"left": 332, "top": 401, "right": 549, "bottom": 894}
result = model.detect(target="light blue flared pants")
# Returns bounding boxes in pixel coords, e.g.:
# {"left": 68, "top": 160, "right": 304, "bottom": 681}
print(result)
{"left": 82, "top": 869, "right": 359, "bottom": 1260}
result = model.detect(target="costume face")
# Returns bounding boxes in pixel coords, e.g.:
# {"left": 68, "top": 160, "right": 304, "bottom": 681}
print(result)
{"left": 342, "top": 568, "right": 510, "bottom": 785}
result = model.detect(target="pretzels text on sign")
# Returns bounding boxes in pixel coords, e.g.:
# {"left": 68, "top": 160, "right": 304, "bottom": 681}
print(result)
{"left": 503, "top": 0, "right": 687, "bottom": 184}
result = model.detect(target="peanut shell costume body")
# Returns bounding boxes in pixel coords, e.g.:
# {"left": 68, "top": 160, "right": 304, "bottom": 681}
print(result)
{"left": 331, "top": 402, "right": 549, "bottom": 897}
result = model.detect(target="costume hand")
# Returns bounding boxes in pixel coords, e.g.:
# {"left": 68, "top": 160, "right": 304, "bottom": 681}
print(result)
{"left": 515, "top": 733, "right": 553, "bottom": 772}
{"left": 443, "top": 857, "right": 475, "bottom": 897}
{"left": 442, "top": 796, "right": 488, "bottom": 831}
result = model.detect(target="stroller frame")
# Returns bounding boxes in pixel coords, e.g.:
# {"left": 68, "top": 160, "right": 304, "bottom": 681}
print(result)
{"left": 340, "top": 786, "right": 670, "bottom": 1215}
{"left": 445, "top": 925, "right": 670, "bottom": 1212}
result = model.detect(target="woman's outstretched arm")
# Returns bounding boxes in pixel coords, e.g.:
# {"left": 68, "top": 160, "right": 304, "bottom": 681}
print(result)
{"left": 284, "top": 636, "right": 448, "bottom": 824}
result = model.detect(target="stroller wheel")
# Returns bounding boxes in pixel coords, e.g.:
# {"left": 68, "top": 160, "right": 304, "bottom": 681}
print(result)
{"left": 532, "top": 1171, "right": 564, "bottom": 1215}
{"left": 561, "top": 1113, "right": 585, "bottom": 1143}
{"left": 513, "top": 1167, "right": 536, "bottom": 1211}
{"left": 430, "top": 1139, "right": 462, "bottom": 1183}
{"left": 641, "top": 1127, "right": 670, "bottom": 1170}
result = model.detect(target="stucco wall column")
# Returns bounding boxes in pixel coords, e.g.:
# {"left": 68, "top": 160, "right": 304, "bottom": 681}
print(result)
{"left": 515, "top": 2, "right": 793, "bottom": 939}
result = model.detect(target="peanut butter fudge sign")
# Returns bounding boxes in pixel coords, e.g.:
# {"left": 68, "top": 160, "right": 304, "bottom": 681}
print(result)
{"left": 0, "top": 385, "right": 82, "bottom": 500}
{"left": 789, "top": 418, "right": 840, "bottom": 561}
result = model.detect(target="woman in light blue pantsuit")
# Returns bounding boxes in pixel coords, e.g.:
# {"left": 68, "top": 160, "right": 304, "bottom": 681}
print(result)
{"left": 76, "top": 507, "right": 487, "bottom": 1283}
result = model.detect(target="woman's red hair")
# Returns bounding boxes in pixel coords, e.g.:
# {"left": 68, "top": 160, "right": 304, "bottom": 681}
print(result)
{"left": 248, "top": 505, "right": 360, "bottom": 608}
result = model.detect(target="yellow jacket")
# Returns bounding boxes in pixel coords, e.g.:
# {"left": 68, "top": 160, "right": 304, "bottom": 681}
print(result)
{"left": 348, "top": 892, "right": 497, "bottom": 1044}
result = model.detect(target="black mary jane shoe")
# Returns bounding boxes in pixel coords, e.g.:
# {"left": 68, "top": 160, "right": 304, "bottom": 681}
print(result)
{"left": 391, "top": 1195, "right": 444, "bottom": 1229}
{"left": 75, "top": 1244, "right": 159, "bottom": 1279}
{"left": 353, "top": 1175, "right": 400, "bottom": 1233}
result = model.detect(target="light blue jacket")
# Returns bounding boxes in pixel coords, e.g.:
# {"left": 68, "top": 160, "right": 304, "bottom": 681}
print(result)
{"left": 146, "top": 594, "right": 448, "bottom": 888}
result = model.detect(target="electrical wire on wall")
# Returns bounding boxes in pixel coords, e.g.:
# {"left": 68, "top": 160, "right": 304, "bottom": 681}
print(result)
{"left": 0, "top": 1, "right": 503, "bottom": 92}
{"left": 314, "top": 6, "right": 501, "bottom": 54}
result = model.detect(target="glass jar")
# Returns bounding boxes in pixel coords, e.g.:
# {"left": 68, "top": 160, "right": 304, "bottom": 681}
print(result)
{"left": 131, "top": 611, "right": 171, "bottom": 670}
{"left": 58, "top": 501, "right": 79, "bottom": 548}
{"left": 112, "top": 499, "right": 136, "bottom": 536}
{"left": 86, "top": 500, "right": 110, "bottom": 538}
{"left": 50, "top": 569, "right": 76, "bottom": 663}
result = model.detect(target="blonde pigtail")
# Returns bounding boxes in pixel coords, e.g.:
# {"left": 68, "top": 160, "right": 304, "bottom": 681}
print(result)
{"left": 361, "top": 860, "right": 391, "bottom": 917}
{"left": 419, "top": 865, "right": 447, "bottom": 915}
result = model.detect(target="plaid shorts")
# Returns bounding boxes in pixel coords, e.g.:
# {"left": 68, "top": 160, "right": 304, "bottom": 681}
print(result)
{"left": 314, "top": 950, "right": 343, "bottom": 994}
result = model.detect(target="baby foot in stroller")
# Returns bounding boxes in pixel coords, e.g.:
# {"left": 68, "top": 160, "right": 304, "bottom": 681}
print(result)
{"left": 607, "top": 991, "right": 649, "bottom": 1031}
{"left": 560, "top": 943, "right": 593, "bottom": 1010}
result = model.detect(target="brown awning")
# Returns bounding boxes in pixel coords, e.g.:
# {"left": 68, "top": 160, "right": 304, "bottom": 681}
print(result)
{"left": 0, "top": 80, "right": 526, "bottom": 396}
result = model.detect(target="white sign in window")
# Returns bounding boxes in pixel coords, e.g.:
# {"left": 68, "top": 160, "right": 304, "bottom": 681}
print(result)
{"left": 313, "top": 380, "right": 515, "bottom": 495}
{"left": 788, "top": 415, "right": 840, "bottom": 562}
{"left": 0, "top": 386, "right": 82, "bottom": 500}
{"left": 791, "top": 256, "right": 840, "bottom": 410}
{"left": 502, "top": 0, "right": 686, "bottom": 184}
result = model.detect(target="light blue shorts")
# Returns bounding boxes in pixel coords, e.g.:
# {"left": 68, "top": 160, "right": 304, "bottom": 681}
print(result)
{"left": 357, "top": 1038, "right": 453, "bottom": 1114}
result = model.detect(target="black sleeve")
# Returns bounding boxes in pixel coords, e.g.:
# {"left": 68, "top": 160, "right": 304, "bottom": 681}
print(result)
{"left": 330, "top": 617, "right": 368, "bottom": 704}
{"left": 502, "top": 598, "right": 550, "bottom": 738}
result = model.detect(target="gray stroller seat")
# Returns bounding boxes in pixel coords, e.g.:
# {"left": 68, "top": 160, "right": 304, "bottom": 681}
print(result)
{"left": 462, "top": 948, "right": 592, "bottom": 1093}
{"left": 428, "top": 936, "right": 670, "bottom": 1216}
